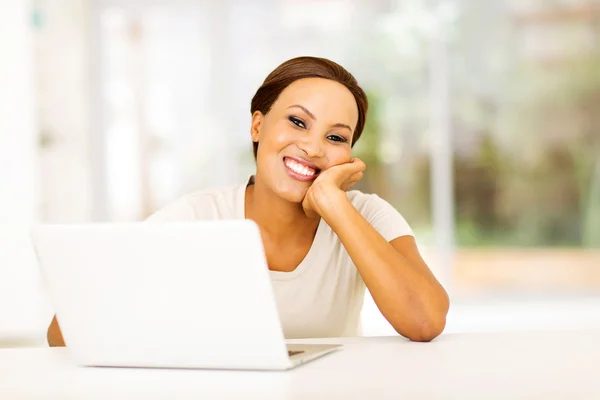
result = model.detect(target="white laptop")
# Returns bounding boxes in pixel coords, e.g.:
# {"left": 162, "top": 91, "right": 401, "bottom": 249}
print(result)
{"left": 31, "top": 220, "right": 340, "bottom": 370}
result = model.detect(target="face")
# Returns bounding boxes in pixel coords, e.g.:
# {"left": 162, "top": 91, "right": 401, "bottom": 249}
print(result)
{"left": 251, "top": 78, "right": 359, "bottom": 203}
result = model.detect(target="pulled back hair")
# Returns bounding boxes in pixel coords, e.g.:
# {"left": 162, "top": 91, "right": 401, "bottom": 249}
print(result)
{"left": 250, "top": 56, "right": 368, "bottom": 159}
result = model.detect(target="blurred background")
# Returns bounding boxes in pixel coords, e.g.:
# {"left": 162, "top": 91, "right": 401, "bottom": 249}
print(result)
{"left": 1, "top": 0, "right": 600, "bottom": 345}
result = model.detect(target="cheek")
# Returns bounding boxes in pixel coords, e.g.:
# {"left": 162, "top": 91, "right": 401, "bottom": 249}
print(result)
{"left": 262, "top": 123, "right": 296, "bottom": 153}
{"left": 327, "top": 147, "right": 352, "bottom": 166}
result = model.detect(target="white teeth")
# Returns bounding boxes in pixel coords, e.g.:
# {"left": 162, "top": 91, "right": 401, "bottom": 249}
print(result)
{"left": 285, "top": 158, "right": 315, "bottom": 176}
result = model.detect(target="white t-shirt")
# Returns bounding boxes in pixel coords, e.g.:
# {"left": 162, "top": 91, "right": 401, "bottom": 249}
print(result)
{"left": 147, "top": 178, "right": 413, "bottom": 338}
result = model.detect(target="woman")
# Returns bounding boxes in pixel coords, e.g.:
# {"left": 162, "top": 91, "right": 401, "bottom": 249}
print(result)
{"left": 48, "top": 56, "right": 449, "bottom": 346}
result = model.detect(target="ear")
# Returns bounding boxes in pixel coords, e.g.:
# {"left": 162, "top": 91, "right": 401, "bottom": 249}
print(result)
{"left": 250, "top": 111, "right": 264, "bottom": 143}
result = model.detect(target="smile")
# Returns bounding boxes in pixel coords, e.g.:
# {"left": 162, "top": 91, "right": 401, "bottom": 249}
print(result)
{"left": 283, "top": 157, "right": 320, "bottom": 182}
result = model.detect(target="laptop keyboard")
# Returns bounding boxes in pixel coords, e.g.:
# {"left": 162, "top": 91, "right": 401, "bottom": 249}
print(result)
{"left": 288, "top": 350, "right": 305, "bottom": 357}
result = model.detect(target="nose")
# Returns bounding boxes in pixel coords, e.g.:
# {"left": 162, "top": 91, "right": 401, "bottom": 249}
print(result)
{"left": 297, "top": 132, "right": 324, "bottom": 159}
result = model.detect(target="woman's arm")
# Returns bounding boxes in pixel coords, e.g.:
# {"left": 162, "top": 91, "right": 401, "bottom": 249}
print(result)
{"left": 304, "top": 160, "right": 449, "bottom": 342}
{"left": 322, "top": 192, "right": 448, "bottom": 341}
{"left": 47, "top": 315, "right": 65, "bottom": 347}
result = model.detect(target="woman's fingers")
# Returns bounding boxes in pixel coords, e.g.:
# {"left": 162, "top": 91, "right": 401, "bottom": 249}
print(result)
{"left": 349, "top": 171, "right": 363, "bottom": 183}
{"left": 350, "top": 158, "right": 366, "bottom": 172}
{"left": 342, "top": 171, "right": 364, "bottom": 191}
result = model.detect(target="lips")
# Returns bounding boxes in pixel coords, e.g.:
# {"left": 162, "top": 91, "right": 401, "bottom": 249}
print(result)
{"left": 283, "top": 156, "right": 320, "bottom": 182}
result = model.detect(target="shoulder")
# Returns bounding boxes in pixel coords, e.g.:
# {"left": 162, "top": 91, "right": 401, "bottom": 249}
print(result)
{"left": 345, "top": 190, "right": 414, "bottom": 241}
{"left": 146, "top": 183, "right": 243, "bottom": 222}
{"left": 346, "top": 190, "right": 393, "bottom": 214}
{"left": 346, "top": 190, "right": 379, "bottom": 209}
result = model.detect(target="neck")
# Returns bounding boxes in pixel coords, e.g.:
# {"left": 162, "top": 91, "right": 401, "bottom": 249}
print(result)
{"left": 245, "top": 175, "right": 319, "bottom": 239}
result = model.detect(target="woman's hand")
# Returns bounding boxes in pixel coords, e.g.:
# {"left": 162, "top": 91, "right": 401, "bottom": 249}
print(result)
{"left": 302, "top": 158, "right": 366, "bottom": 218}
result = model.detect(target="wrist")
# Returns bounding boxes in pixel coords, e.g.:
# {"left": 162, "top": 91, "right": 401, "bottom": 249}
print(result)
{"left": 312, "top": 185, "right": 349, "bottom": 217}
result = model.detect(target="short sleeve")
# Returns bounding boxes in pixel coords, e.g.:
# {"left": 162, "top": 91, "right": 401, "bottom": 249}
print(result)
{"left": 350, "top": 191, "right": 414, "bottom": 242}
{"left": 145, "top": 197, "right": 197, "bottom": 222}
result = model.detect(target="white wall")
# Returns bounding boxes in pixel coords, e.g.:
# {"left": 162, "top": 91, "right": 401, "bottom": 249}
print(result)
{"left": 36, "top": 0, "right": 93, "bottom": 222}
{"left": 0, "top": 0, "right": 50, "bottom": 346}
{"left": 0, "top": 2, "right": 36, "bottom": 223}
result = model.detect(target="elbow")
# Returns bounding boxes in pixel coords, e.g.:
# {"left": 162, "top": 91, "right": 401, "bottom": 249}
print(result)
{"left": 402, "top": 315, "right": 447, "bottom": 342}
{"left": 394, "top": 295, "right": 450, "bottom": 342}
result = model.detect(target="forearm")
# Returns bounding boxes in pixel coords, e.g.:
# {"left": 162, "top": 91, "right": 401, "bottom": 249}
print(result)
{"left": 318, "top": 191, "right": 449, "bottom": 341}
{"left": 47, "top": 315, "right": 65, "bottom": 347}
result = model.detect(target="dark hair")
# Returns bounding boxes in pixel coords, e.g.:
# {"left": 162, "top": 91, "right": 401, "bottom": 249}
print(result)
{"left": 250, "top": 56, "right": 368, "bottom": 159}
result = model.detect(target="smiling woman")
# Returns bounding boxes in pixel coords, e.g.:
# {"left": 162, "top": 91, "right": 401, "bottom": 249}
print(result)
{"left": 47, "top": 56, "right": 449, "bottom": 346}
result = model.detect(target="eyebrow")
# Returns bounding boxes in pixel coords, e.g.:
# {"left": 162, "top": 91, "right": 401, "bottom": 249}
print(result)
{"left": 287, "top": 104, "right": 352, "bottom": 132}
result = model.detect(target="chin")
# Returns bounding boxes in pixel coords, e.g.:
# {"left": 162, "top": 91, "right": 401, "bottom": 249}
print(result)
{"left": 274, "top": 183, "right": 308, "bottom": 204}
{"left": 259, "top": 159, "right": 313, "bottom": 203}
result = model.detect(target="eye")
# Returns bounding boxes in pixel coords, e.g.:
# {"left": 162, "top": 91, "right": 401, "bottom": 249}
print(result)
{"left": 327, "top": 134, "right": 348, "bottom": 143}
{"left": 288, "top": 116, "right": 306, "bottom": 129}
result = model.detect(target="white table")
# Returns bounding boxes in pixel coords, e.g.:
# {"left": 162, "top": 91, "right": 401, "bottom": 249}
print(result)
{"left": 1, "top": 330, "right": 599, "bottom": 399}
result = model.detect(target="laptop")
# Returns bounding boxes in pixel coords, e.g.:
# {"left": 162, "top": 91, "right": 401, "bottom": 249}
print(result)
{"left": 30, "top": 220, "right": 340, "bottom": 370}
